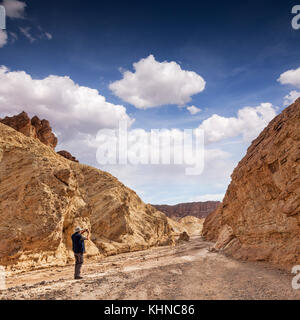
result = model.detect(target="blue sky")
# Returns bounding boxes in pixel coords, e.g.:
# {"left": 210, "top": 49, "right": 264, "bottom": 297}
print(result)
{"left": 1, "top": 0, "right": 300, "bottom": 204}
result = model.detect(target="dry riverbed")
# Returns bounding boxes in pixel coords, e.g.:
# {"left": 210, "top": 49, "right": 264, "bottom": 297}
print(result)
{"left": 1, "top": 237, "right": 299, "bottom": 300}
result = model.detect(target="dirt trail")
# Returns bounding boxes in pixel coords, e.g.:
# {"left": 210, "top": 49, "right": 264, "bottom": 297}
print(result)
{"left": 1, "top": 237, "right": 300, "bottom": 300}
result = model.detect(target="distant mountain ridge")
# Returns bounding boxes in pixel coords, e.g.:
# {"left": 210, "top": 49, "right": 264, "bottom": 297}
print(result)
{"left": 152, "top": 201, "right": 221, "bottom": 220}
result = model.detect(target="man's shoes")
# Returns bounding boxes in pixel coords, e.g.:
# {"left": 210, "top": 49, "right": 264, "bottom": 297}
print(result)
{"left": 74, "top": 276, "right": 83, "bottom": 280}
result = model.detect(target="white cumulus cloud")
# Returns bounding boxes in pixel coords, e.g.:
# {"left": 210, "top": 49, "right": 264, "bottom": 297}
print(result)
{"left": 2, "top": 0, "right": 26, "bottom": 19}
{"left": 109, "top": 55, "right": 206, "bottom": 109}
{"left": 0, "top": 30, "right": 7, "bottom": 48}
{"left": 198, "top": 103, "right": 277, "bottom": 144}
{"left": 278, "top": 67, "right": 300, "bottom": 88}
{"left": 283, "top": 90, "right": 300, "bottom": 106}
{"left": 0, "top": 66, "right": 134, "bottom": 142}
{"left": 187, "top": 105, "right": 201, "bottom": 115}
{"left": 92, "top": 128, "right": 234, "bottom": 204}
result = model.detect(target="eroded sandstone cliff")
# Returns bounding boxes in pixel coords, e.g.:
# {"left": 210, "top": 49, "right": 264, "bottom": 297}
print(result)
{"left": 202, "top": 99, "right": 300, "bottom": 270}
{"left": 0, "top": 122, "right": 182, "bottom": 272}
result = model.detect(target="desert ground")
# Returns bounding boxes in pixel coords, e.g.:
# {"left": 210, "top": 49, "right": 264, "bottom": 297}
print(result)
{"left": 1, "top": 236, "right": 299, "bottom": 300}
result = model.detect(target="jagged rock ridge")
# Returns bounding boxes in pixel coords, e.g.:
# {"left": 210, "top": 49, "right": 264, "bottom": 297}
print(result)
{"left": 152, "top": 201, "right": 220, "bottom": 220}
{"left": 0, "top": 111, "right": 58, "bottom": 149}
{"left": 57, "top": 150, "right": 79, "bottom": 163}
{"left": 202, "top": 99, "right": 300, "bottom": 270}
{"left": 0, "top": 111, "right": 78, "bottom": 163}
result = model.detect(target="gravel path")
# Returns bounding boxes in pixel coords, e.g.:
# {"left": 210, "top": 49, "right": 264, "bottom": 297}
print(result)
{"left": 1, "top": 237, "right": 299, "bottom": 300}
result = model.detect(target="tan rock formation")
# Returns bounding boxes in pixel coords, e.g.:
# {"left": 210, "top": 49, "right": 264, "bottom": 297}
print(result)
{"left": 0, "top": 111, "right": 57, "bottom": 149}
{"left": 31, "top": 116, "right": 58, "bottom": 149}
{"left": 178, "top": 216, "right": 204, "bottom": 236}
{"left": 202, "top": 205, "right": 222, "bottom": 241}
{"left": 202, "top": 99, "right": 300, "bottom": 270}
{"left": 0, "top": 122, "right": 179, "bottom": 272}
{"left": 212, "top": 225, "right": 234, "bottom": 251}
{"left": 57, "top": 150, "right": 79, "bottom": 163}
{"left": 178, "top": 232, "right": 190, "bottom": 242}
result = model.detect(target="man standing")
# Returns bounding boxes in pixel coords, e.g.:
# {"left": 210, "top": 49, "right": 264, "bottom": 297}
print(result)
{"left": 71, "top": 226, "right": 89, "bottom": 280}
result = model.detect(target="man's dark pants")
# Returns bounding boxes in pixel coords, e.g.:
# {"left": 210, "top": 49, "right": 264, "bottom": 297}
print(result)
{"left": 74, "top": 253, "right": 84, "bottom": 278}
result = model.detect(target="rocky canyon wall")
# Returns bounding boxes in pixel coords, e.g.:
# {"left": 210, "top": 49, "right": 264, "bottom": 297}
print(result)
{"left": 0, "top": 122, "right": 183, "bottom": 272}
{"left": 202, "top": 99, "right": 300, "bottom": 270}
